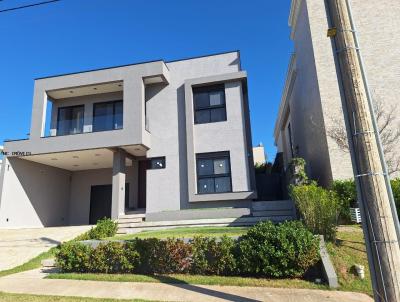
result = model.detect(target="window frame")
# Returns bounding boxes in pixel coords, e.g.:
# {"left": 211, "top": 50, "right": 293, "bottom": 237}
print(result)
{"left": 193, "top": 84, "right": 227, "bottom": 124}
{"left": 147, "top": 157, "right": 166, "bottom": 170}
{"left": 56, "top": 104, "right": 85, "bottom": 136}
{"left": 196, "top": 151, "right": 232, "bottom": 194}
{"left": 92, "top": 100, "right": 123, "bottom": 132}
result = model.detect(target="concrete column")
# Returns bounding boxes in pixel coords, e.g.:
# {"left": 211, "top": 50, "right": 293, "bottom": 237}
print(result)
{"left": 111, "top": 149, "right": 126, "bottom": 220}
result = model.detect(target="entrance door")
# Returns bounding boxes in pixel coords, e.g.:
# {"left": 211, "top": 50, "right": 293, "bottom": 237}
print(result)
{"left": 138, "top": 161, "right": 147, "bottom": 208}
{"left": 89, "top": 184, "right": 112, "bottom": 224}
{"left": 90, "top": 183, "right": 130, "bottom": 224}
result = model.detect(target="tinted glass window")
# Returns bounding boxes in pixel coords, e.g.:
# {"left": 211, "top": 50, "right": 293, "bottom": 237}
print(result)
{"left": 57, "top": 105, "right": 84, "bottom": 136}
{"left": 93, "top": 100, "right": 123, "bottom": 132}
{"left": 193, "top": 85, "right": 226, "bottom": 124}
{"left": 196, "top": 152, "right": 232, "bottom": 194}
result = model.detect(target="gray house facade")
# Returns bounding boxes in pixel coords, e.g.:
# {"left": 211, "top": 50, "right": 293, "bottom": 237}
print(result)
{"left": 274, "top": 0, "right": 400, "bottom": 186}
{"left": 0, "top": 51, "right": 257, "bottom": 228}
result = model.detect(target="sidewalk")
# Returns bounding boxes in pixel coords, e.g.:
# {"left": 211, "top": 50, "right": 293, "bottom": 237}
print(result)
{"left": 0, "top": 269, "right": 373, "bottom": 302}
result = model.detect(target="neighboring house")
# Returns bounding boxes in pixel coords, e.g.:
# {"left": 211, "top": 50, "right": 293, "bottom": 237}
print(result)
{"left": 274, "top": 0, "right": 400, "bottom": 186}
{"left": 0, "top": 51, "right": 257, "bottom": 228}
{"left": 253, "top": 143, "right": 266, "bottom": 166}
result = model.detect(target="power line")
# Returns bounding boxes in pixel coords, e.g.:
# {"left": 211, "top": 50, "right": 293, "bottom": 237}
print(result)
{"left": 0, "top": 0, "right": 61, "bottom": 13}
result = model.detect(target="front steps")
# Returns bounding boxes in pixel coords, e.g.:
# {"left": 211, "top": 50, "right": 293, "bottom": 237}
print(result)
{"left": 116, "top": 200, "right": 296, "bottom": 235}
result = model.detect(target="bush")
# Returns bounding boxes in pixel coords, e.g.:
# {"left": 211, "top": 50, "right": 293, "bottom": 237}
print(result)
{"left": 331, "top": 180, "right": 357, "bottom": 224}
{"left": 76, "top": 218, "right": 118, "bottom": 241}
{"left": 89, "top": 242, "right": 137, "bottom": 273}
{"left": 56, "top": 223, "right": 321, "bottom": 279}
{"left": 56, "top": 242, "right": 91, "bottom": 273}
{"left": 290, "top": 183, "right": 339, "bottom": 241}
{"left": 131, "top": 238, "right": 192, "bottom": 274}
{"left": 236, "top": 221, "right": 319, "bottom": 278}
{"left": 191, "top": 236, "right": 236, "bottom": 275}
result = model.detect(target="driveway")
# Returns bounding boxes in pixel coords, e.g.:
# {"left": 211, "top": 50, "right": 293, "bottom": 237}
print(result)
{"left": 0, "top": 226, "right": 91, "bottom": 271}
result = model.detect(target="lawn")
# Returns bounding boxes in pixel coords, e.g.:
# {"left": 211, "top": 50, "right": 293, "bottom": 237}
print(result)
{"left": 0, "top": 292, "right": 158, "bottom": 302}
{"left": 47, "top": 272, "right": 326, "bottom": 290}
{"left": 108, "top": 226, "right": 250, "bottom": 240}
{"left": 326, "top": 225, "right": 372, "bottom": 295}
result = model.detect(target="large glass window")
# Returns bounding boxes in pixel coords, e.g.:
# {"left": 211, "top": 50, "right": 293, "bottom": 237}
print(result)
{"left": 193, "top": 85, "right": 226, "bottom": 124}
{"left": 57, "top": 105, "right": 84, "bottom": 136}
{"left": 196, "top": 152, "right": 232, "bottom": 194}
{"left": 93, "top": 100, "right": 123, "bottom": 132}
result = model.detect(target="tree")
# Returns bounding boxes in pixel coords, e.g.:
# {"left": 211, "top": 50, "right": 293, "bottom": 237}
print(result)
{"left": 327, "top": 98, "right": 400, "bottom": 176}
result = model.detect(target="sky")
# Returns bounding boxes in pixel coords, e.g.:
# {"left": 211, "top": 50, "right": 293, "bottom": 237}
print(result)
{"left": 0, "top": 0, "right": 293, "bottom": 161}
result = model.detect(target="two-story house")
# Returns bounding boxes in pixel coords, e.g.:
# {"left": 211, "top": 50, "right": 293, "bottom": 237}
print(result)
{"left": 0, "top": 51, "right": 257, "bottom": 228}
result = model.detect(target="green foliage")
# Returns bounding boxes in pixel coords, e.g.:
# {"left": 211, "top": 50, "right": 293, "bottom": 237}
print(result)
{"left": 290, "top": 183, "right": 339, "bottom": 241}
{"left": 89, "top": 242, "right": 136, "bottom": 273}
{"left": 391, "top": 179, "right": 400, "bottom": 219}
{"left": 56, "top": 242, "right": 91, "bottom": 273}
{"left": 236, "top": 221, "right": 319, "bottom": 278}
{"left": 190, "top": 236, "right": 236, "bottom": 275}
{"left": 131, "top": 238, "right": 192, "bottom": 275}
{"left": 56, "top": 223, "right": 320, "bottom": 278}
{"left": 75, "top": 218, "right": 118, "bottom": 241}
{"left": 288, "top": 157, "right": 309, "bottom": 185}
{"left": 331, "top": 180, "right": 357, "bottom": 223}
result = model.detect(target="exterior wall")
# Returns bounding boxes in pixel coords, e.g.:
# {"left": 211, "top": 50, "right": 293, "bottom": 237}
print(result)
{"left": 283, "top": 0, "right": 335, "bottom": 185}
{"left": 280, "top": 0, "right": 400, "bottom": 184}
{"left": 68, "top": 166, "right": 136, "bottom": 225}
{"left": 253, "top": 146, "right": 266, "bottom": 165}
{"left": 0, "top": 157, "right": 71, "bottom": 228}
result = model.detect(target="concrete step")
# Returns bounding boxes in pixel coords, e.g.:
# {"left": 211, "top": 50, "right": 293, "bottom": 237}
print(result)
{"left": 252, "top": 200, "right": 294, "bottom": 211}
{"left": 117, "top": 217, "right": 144, "bottom": 224}
{"left": 116, "top": 215, "right": 294, "bottom": 234}
{"left": 119, "top": 213, "right": 146, "bottom": 219}
{"left": 252, "top": 210, "right": 294, "bottom": 217}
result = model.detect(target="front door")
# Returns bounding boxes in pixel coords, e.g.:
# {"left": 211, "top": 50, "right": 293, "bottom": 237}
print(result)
{"left": 90, "top": 183, "right": 130, "bottom": 224}
{"left": 89, "top": 184, "right": 112, "bottom": 224}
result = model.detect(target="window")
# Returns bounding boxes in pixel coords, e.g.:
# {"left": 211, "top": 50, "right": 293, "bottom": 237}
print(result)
{"left": 93, "top": 100, "right": 123, "bottom": 132}
{"left": 57, "top": 105, "right": 84, "bottom": 136}
{"left": 196, "top": 152, "right": 232, "bottom": 194}
{"left": 148, "top": 157, "right": 166, "bottom": 169}
{"left": 193, "top": 84, "right": 226, "bottom": 124}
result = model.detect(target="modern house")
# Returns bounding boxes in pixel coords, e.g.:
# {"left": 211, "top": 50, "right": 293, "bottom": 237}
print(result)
{"left": 0, "top": 51, "right": 259, "bottom": 229}
{"left": 274, "top": 0, "right": 400, "bottom": 186}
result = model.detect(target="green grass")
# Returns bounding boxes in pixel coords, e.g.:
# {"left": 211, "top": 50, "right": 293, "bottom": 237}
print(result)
{"left": 47, "top": 272, "right": 326, "bottom": 290}
{"left": 108, "top": 226, "right": 249, "bottom": 240}
{"left": 0, "top": 292, "right": 159, "bottom": 302}
{"left": 0, "top": 247, "right": 57, "bottom": 278}
{"left": 326, "top": 225, "right": 372, "bottom": 295}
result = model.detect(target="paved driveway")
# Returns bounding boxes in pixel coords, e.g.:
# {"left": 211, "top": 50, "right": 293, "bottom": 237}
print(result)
{"left": 0, "top": 226, "right": 91, "bottom": 271}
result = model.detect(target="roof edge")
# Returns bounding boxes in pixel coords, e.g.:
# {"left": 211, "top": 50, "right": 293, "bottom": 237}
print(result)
{"left": 35, "top": 50, "right": 240, "bottom": 81}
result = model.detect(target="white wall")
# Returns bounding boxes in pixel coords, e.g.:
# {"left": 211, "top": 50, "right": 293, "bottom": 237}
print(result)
{"left": 0, "top": 157, "right": 71, "bottom": 228}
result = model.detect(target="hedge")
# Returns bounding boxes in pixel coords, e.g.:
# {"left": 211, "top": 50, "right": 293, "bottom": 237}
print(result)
{"left": 55, "top": 221, "right": 320, "bottom": 278}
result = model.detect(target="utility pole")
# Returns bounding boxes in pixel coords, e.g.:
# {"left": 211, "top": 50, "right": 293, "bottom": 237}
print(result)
{"left": 326, "top": 0, "right": 400, "bottom": 301}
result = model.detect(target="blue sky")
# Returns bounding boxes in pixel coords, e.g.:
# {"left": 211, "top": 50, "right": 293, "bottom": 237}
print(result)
{"left": 0, "top": 0, "right": 293, "bottom": 161}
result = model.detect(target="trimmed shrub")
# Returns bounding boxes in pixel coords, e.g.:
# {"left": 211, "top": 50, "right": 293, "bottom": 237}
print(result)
{"left": 236, "top": 221, "right": 319, "bottom": 278}
{"left": 131, "top": 238, "right": 192, "bottom": 274}
{"left": 89, "top": 242, "right": 136, "bottom": 273}
{"left": 56, "top": 242, "right": 91, "bottom": 273}
{"left": 75, "top": 218, "right": 118, "bottom": 241}
{"left": 331, "top": 180, "right": 357, "bottom": 224}
{"left": 290, "top": 183, "right": 339, "bottom": 241}
{"left": 191, "top": 236, "right": 236, "bottom": 275}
